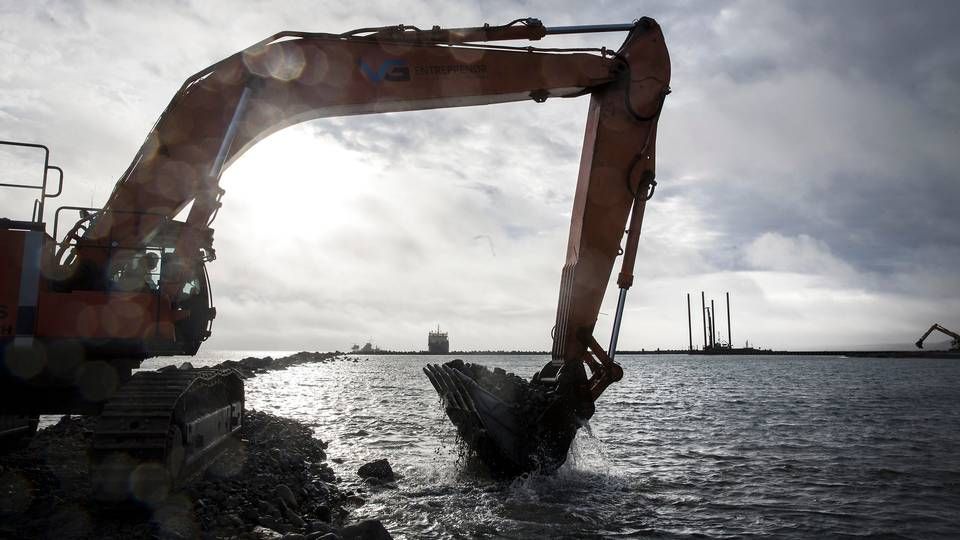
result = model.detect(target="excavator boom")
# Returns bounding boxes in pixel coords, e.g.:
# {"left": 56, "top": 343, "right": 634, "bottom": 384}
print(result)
{"left": 915, "top": 323, "right": 960, "bottom": 350}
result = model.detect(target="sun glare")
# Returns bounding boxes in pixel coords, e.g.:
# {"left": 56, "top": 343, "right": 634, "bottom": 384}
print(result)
{"left": 221, "top": 123, "right": 378, "bottom": 239}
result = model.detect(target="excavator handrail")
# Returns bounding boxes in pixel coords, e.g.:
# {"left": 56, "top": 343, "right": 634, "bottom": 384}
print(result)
{"left": 0, "top": 140, "right": 64, "bottom": 224}
{"left": 53, "top": 205, "right": 170, "bottom": 245}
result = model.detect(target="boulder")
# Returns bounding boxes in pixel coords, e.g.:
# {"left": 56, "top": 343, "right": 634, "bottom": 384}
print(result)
{"left": 307, "top": 521, "right": 339, "bottom": 536}
{"left": 284, "top": 506, "right": 306, "bottom": 528}
{"left": 240, "top": 356, "right": 274, "bottom": 370}
{"left": 276, "top": 483, "right": 297, "bottom": 508}
{"left": 252, "top": 526, "right": 284, "bottom": 539}
{"left": 356, "top": 459, "right": 394, "bottom": 482}
{"left": 339, "top": 520, "right": 392, "bottom": 540}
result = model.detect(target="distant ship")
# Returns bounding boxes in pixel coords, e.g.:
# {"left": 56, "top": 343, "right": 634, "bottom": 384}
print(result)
{"left": 351, "top": 341, "right": 380, "bottom": 353}
{"left": 428, "top": 325, "right": 449, "bottom": 354}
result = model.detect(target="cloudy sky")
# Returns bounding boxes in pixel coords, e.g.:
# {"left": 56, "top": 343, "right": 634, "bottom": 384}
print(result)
{"left": 2, "top": 1, "right": 958, "bottom": 352}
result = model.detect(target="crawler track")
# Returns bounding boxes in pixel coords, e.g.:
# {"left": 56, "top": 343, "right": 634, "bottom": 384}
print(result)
{"left": 91, "top": 368, "right": 243, "bottom": 502}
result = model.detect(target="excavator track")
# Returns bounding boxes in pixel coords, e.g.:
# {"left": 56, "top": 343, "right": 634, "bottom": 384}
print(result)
{"left": 0, "top": 414, "right": 39, "bottom": 451}
{"left": 91, "top": 368, "right": 243, "bottom": 502}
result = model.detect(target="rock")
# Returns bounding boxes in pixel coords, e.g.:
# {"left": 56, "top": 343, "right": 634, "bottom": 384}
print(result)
{"left": 308, "top": 521, "right": 338, "bottom": 535}
{"left": 240, "top": 356, "right": 274, "bottom": 370}
{"left": 282, "top": 534, "right": 307, "bottom": 540}
{"left": 0, "top": 386, "right": 347, "bottom": 539}
{"left": 314, "top": 504, "right": 332, "bottom": 522}
{"left": 276, "top": 483, "right": 297, "bottom": 508}
{"left": 259, "top": 499, "right": 281, "bottom": 517}
{"left": 356, "top": 459, "right": 394, "bottom": 482}
{"left": 261, "top": 517, "right": 282, "bottom": 531}
{"left": 339, "top": 520, "right": 392, "bottom": 540}
{"left": 178, "top": 361, "right": 194, "bottom": 370}
{"left": 285, "top": 506, "right": 306, "bottom": 528}
{"left": 311, "top": 534, "right": 341, "bottom": 540}
{"left": 252, "top": 526, "right": 285, "bottom": 539}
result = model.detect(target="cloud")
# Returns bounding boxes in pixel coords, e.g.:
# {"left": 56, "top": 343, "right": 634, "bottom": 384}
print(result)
{"left": 1, "top": 1, "right": 957, "bottom": 352}
{"left": 744, "top": 233, "right": 854, "bottom": 278}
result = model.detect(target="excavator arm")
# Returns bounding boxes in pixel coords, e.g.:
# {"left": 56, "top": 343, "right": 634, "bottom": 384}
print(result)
{"left": 916, "top": 323, "right": 960, "bottom": 350}
{"left": 58, "top": 17, "right": 670, "bottom": 475}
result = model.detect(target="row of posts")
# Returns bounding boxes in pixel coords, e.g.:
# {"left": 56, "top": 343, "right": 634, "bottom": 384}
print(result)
{"left": 686, "top": 291, "right": 732, "bottom": 351}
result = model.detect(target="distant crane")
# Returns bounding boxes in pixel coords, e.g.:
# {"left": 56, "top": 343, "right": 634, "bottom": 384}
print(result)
{"left": 915, "top": 323, "right": 960, "bottom": 351}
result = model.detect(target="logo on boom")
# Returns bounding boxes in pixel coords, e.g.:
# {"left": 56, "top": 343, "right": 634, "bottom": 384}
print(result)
{"left": 358, "top": 58, "right": 411, "bottom": 83}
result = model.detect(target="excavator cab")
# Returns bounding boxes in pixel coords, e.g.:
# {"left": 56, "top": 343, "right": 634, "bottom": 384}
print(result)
{"left": 1, "top": 142, "right": 218, "bottom": 416}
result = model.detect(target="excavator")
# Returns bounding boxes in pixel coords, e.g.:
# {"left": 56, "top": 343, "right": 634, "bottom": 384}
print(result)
{"left": 0, "top": 16, "right": 670, "bottom": 495}
{"left": 915, "top": 323, "right": 960, "bottom": 351}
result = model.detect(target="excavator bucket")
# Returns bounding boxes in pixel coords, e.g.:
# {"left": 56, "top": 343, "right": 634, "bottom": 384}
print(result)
{"left": 423, "top": 359, "right": 585, "bottom": 476}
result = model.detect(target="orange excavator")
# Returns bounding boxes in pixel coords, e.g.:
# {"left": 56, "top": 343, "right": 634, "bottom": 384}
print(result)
{"left": 915, "top": 324, "right": 960, "bottom": 351}
{"left": 0, "top": 16, "right": 670, "bottom": 493}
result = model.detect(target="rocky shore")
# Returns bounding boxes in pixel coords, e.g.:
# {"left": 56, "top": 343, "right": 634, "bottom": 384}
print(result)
{"left": 169, "top": 351, "right": 351, "bottom": 379}
{"left": 0, "top": 352, "right": 393, "bottom": 539}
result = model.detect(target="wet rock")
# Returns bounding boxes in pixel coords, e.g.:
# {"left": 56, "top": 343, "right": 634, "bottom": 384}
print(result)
{"left": 261, "top": 516, "right": 282, "bottom": 531}
{"left": 285, "top": 506, "right": 306, "bottom": 528}
{"left": 260, "top": 499, "right": 281, "bottom": 517}
{"left": 240, "top": 356, "right": 274, "bottom": 370}
{"left": 253, "top": 525, "right": 285, "bottom": 539}
{"left": 308, "top": 520, "right": 338, "bottom": 534}
{"left": 357, "top": 459, "right": 394, "bottom": 482}
{"left": 0, "top": 409, "right": 355, "bottom": 538}
{"left": 277, "top": 482, "right": 298, "bottom": 508}
{"left": 313, "top": 504, "right": 332, "bottom": 523}
{"left": 339, "top": 520, "right": 393, "bottom": 540}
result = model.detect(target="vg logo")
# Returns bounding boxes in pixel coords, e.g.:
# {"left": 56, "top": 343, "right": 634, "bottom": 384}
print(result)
{"left": 358, "top": 58, "right": 411, "bottom": 83}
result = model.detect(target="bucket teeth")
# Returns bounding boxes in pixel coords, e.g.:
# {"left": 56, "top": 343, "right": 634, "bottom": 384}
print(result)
{"left": 424, "top": 360, "right": 580, "bottom": 477}
{"left": 423, "top": 364, "right": 477, "bottom": 415}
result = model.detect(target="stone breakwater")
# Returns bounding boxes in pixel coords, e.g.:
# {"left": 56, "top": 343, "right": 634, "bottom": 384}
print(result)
{"left": 0, "top": 352, "right": 393, "bottom": 540}
{"left": 166, "top": 351, "right": 355, "bottom": 379}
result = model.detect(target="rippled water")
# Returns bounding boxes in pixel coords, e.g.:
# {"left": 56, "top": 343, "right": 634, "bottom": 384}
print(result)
{"left": 220, "top": 354, "right": 959, "bottom": 539}
{"left": 43, "top": 353, "right": 959, "bottom": 537}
